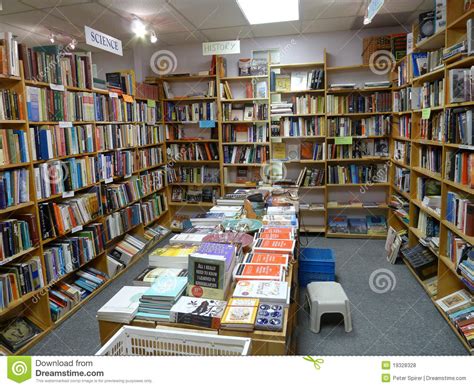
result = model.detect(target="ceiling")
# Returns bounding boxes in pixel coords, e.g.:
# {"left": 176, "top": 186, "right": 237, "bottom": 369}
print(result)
{"left": 0, "top": 0, "right": 434, "bottom": 50}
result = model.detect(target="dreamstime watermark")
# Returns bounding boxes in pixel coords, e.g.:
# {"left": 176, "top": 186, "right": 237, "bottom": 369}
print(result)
{"left": 150, "top": 50, "right": 178, "bottom": 75}
{"left": 369, "top": 50, "right": 395, "bottom": 76}
{"left": 260, "top": 162, "right": 288, "bottom": 184}
{"left": 32, "top": 40, "right": 77, "bottom": 83}
{"left": 369, "top": 268, "right": 397, "bottom": 294}
{"left": 43, "top": 162, "right": 70, "bottom": 189}
{"left": 360, "top": 160, "right": 391, "bottom": 194}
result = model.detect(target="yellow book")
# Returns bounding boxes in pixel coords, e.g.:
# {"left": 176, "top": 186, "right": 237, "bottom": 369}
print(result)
{"left": 221, "top": 298, "right": 259, "bottom": 330}
{"left": 272, "top": 143, "right": 286, "bottom": 160}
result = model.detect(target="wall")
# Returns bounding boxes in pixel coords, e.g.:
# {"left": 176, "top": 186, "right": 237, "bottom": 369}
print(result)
{"left": 91, "top": 25, "right": 409, "bottom": 83}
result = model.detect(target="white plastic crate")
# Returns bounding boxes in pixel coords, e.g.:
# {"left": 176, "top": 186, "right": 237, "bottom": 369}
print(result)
{"left": 96, "top": 326, "right": 252, "bottom": 356}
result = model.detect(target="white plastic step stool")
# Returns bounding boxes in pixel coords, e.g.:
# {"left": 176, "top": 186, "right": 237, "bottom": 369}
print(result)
{"left": 305, "top": 281, "right": 352, "bottom": 333}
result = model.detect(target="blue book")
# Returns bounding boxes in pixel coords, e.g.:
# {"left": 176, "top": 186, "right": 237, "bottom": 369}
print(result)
{"left": 27, "top": 87, "right": 40, "bottom": 122}
{"left": 38, "top": 129, "right": 50, "bottom": 160}
{"left": 4, "top": 171, "right": 12, "bottom": 207}
{"left": 13, "top": 130, "right": 27, "bottom": 162}
{"left": 144, "top": 277, "right": 187, "bottom": 300}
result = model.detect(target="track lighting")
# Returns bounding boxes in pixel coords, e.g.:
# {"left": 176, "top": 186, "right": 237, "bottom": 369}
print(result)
{"left": 150, "top": 30, "right": 158, "bottom": 43}
{"left": 49, "top": 32, "right": 55, "bottom": 43}
{"left": 131, "top": 16, "right": 146, "bottom": 37}
{"left": 70, "top": 39, "right": 76, "bottom": 49}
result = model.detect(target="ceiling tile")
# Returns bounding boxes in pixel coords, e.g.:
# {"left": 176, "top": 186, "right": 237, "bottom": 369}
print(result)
{"left": 300, "top": 0, "right": 365, "bottom": 20}
{"left": 170, "top": 0, "right": 248, "bottom": 29}
{"left": 417, "top": 0, "right": 436, "bottom": 10}
{"left": 0, "top": 0, "right": 34, "bottom": 13}
{"left": 301, "top": 16, "right": 358, "bottom": 34}
{"left": 353, "top": 12, "right": 414, "bottom": 29}
{"left": 21, "top": 0, "right": 91, "bottom": 8}
{"left": 201, "top": 26, "right": 253, "bottom": 41}
{"left": 250, "top": 22, "right": 301, "bottom": 38}
{"left": 97, "top": 0, "right": 168, "bottom": 17}
{"left": 154, "top": 31, "right": 202, "bottom": 46}
{"left": 380, "top": 0, "right": 425, "bottom": 14}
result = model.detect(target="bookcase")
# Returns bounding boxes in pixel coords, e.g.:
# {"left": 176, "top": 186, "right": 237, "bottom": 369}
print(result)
{"left": 0, "top": 53, "right": 168, "bottom": 354}
{"left": 388, "top": 0, "right": 474, "bottom": 354}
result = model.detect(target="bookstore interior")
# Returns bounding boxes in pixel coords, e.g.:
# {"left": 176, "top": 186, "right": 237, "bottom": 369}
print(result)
{"left": 0, "top": 0, "right": 474, "bottom": 361}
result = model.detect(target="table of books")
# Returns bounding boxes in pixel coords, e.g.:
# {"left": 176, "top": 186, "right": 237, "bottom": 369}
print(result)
{"left": 96, "top": 188, "right": 300, "bottom": 355}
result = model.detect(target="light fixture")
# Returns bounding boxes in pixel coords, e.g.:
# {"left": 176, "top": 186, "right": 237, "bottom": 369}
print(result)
{"left": 363, "top": 16, "right": 371, "bottom": 25}
{"left": 236, "top": 0, "right": 299, "bottom": 25}
{"left": 131, "top": 16, "right": 147, "bottom": 37}
{"left": 70, "top": 39, "right": 76, "bottom": 49}
{"left": 150, "top": 30, "right": 158, "bottom": 43}
{"left": 49, "top": 32, "right": 55, "bottom": 43}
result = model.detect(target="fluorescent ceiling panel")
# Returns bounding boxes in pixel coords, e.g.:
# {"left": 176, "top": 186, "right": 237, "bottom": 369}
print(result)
{"left": 236, "top": 0, "right": 299, "bottom": 25}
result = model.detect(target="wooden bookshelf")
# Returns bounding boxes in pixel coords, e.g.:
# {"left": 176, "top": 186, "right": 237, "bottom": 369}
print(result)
{"left": 387, "top": 1, "right": 474, "bottom": 354}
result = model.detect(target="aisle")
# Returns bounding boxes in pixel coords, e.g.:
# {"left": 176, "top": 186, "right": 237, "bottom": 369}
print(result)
{"left": 296, "top": 236, "right": 467, "bottom": 355}
{"left": 29, "top": 235, "right": 467, "bottom": 356}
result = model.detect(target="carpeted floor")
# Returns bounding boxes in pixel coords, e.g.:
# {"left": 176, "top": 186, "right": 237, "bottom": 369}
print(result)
{"left": 28, "top": 234, "right": 468, "bottom": 356}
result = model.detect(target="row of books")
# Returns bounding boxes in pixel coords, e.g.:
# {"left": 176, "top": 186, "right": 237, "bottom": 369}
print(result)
{"left": 94, "top": 94, "right": 145, "bottom": 123}
{"left": 136, "top": 82, "right": 160, "bottom": 101}
{"left": 445, "top": 150, "right": 474, "bottom": 188}
{"left": 107, "top": 233, "right": 150, "bottom": 275}
{"left": 420, "top": 111, "right": 444, "bottom": 142}
{"left": 0, "top": 129, "right": 29, "bottom": 165}
{"left": 411, "top": 50, "right": 443, "bottom": 78}
{"left": 222, "top": 123, "right": 268, "bottom": 143}
{"left": 327, "top": 139, "right": 389, "bottom": 160}
{"left": 327, "top": 164, "right": 388, "bottom": 184}
{"left": 164, "top": 102, "right": 217, "bottom": 122}
{"left": 34, "top": 156, "right": 98, "bottom": 200}
{"left": 394, "top": 140, "right": 411, "bottom": 165}
{"left": 420, "top": 79, "right": 444, "bottom": 109}
{"left": 102, "top": 177, "right": 142, "bottom": 214}
{"left": 272, "top": 95, "right": 325, "bottom": 115}
{"left": 141, "top": 193, "right": 168, "bottom": 226}
{"left": 326, "top": 92, "right": 392, "bottom": 114}
{"left": 297, "top": 167, "right": 325, "bottom": 187}
{"left": 136, "top": 147, "right": 163, "bottom": 171}
{"left": 0, "top": 169, "right": 29, "bottom": 209}
{"left": 0, "top": 217, "right": 36, "bottom": 261}
{"left": 419, "top": 145, "right": 442, "bottom": 175}
{"left": 272, "top": 142, "right": 325, "bottom": 162}
{"left": 389, "top": 194, "right": 410, "bottom": 225}
{"left": 167, "top": 143, "right": 219, "bottom": 161}
{"left": 270, "top": 69, "right": 324, "bottom": 92}
{"left": 96, "top": 124, "right": 164, "bottom": 151}
{"left": 170, "top": 186, "right": 218, "bottom": 204}
{"left": 329, "top": 215, "right": 387, "bottom": 235}
{"left": 43, "top": 223, "right": 106, "bottom": 284}
{"left": 417, "top": 211, "right": 440, "bottom": 238}
{"left": 446, "top": 192, "right": 473, "bottom": 237}
{"left": 223, "top": 145, "right": 269, "bottom": 164}
{"left": 166, "top": 166, "right": 220, "bottom": 184}
{"left": 49, "top": 267, "right": 109, "bottom": 322}
{"left": 223, "top": 103, "right": 268, "bottom": 122}
{"left": 0, "top": 256, "right": 44, "bottom": 310}
{"left": 165, "top": 124, "right": 218, "bottom": 142}
{"left": 327, "top": 116, "right": 390, "bottom": 137}
{"left": 271, "top": 116, "right": 325, "bottom": 137}
{"left": 449, "top": 68, "right": 473, "bottom": 104}
{"left": 26, "top": 87, "right": 95, "bottom": 122}
{"left": 104, "top": 203, "right": 142, "bottom": 242}
{"left": 220, "top": 80, "right": 267, "bottom": 100}
{"left": 436, "top": 289, "right": 473, "bottom": 348}
{"left": 0, "top": 32, "right": 20, "bottom": 77}
{"left": 445, "top": 108, "right": 473, "bottom": 145}
{"left": 445, "top": 230, "right": 471, "bottom": 269}
{"left": 38, "top": 191, "right": 101, "bottom": 236}
{"left": 0, "top": 89, "right": 24, "bottom": 121}
{"left": 394, "top": 167, "right": 410, "bottom": 194}
{"left": 162, "top": 80, "right": 216, "bottom": 100}
{"left": 140, "top": 169, "right": 166, "bottom": 196}
{"left": 397, "top": 115, "right": 411, "bottom": 138}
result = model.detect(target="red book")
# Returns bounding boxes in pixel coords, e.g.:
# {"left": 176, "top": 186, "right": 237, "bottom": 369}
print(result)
{"left": 252, "top": 238, "right": 295, "bottom": 254}
{"left": 244, "top": 252, "right": 289, "bottom": 267}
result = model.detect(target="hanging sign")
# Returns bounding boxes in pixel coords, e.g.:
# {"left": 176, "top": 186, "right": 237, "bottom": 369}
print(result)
{"left": 202, "top": 40, "right": 240, "bottom": 56}
{"left": 85, "top": 26, "right": 123, "bottom": 56}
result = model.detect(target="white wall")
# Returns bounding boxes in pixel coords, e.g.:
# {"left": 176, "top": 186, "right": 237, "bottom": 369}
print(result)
{"left": 91, "top": 25, "right": 409, "bottom": 83}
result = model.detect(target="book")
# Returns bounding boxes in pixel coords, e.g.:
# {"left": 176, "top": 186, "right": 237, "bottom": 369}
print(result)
{"left": 436, "top": 289, "right": 472, "bottom": 314}
{"left": 0, "top": 317, "right": 41, "bottom": 352}
{"left": 255, "top": 303, "right": 285, "bottom": 331}
{"left": 220, "top": 298, "right": 259, "bottom": 331}
{"left": 252, "top": 239, "right": 295, "bottom": 255}
{"left": 149, "top": 245, "right": 198, "bottom": 269}
{"left": 97, "top": 286, "right": 149, "bottom": 323}
{"left": 233, "top": 280, "right": 289, "bottom": 305}
{"left": 233, "top": 263, "right": 286, "bottom": 282}
{"left": 133, "top": 267, "right": 187, "bottom": 286}
{"left": 169, "top": 296, "right": 227, "bottom": 329}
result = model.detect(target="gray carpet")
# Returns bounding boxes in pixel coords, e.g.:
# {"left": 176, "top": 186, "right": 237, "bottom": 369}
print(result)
{"left": 28, "top": 234, "right": 469, "bottom": 356}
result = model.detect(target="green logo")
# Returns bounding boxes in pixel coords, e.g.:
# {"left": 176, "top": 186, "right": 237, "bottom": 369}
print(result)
{"left": 7, "top": 356, "right": 32, "bottom": 383}
{"left": 382, "top": 361, "right": 391, "bottom": 370}
{"left": 303, "top": 356, "right": 324, "bottom": 370}
{"left": 382, "top": 373, "right": 391, "bottom": 383}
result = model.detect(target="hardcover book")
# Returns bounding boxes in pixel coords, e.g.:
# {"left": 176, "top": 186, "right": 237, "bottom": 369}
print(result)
{"left": 233, "top": 280, "right": 289, "bottom": 305}
{"left": 169, "top": 296, "right": 227, "bottom": 329}
{"left": 220, "top": 298, "right": 259, "bottom": 331}
{"left": 0, "top": 317, "right": 41, "bottom": 352}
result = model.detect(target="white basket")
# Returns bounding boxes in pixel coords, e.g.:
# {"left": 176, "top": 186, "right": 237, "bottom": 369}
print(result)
{"left": 96, "top": 326, "right": 252, "bottom": 356}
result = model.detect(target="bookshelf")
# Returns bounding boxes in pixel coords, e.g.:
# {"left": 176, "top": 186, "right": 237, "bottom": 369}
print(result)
{"left": 0, "top": 54, "right": 169, "bottom": 354}
{"left": 387, "top": 0, "right": 474, "bottom": 354}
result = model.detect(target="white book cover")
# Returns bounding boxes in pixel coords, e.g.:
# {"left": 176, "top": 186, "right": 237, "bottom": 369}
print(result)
{"left": 97, "top": 286, "right": 149, "bottom": 323}
{"left": 233, "top": 280, "right": 289, "bottom": 305}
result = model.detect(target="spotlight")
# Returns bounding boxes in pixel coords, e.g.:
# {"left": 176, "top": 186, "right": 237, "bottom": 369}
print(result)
{"left": 363, "top": 17, "right": 371, "bottom": 25}
{"left": 49, "top": 32, "right": 55, "bottom": 43}
{"left": 150, "top": 30, "right": 158, "bottom": 43}
{"left": 70, "top": 39, "right": 76, "bottom": 49}
{"left": 131, "top": 16, "right": 146, "bottom": 37}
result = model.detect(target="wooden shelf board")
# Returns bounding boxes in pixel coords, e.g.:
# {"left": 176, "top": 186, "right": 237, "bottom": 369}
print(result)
{"left": 446, "top": 55, "right": 474, "bottom": 69}
{"left": 412, "top": 67, "right": 445, "bottom": 83}
{"left": 327, "top": 157, "right": 389, "bottom": 163}
{"left": 411, "top": 167, "right": 442, "bottom": 181}
{"left": 221, "top": 75, "right": 267, "bottom": 81}
{"left": 164, "top": 97, "right": 216, "bottom": 102}
{"left": 414, "top": 29, "right": 446, "bottom": 51}
{"left": 222, "top": 120, "right": 268, "bottom": 124}
{"left": 326, "top": 112, "right": 391, "bottom": 117}
{"left": 271, "top": 135, "right": 325, "bottom": 140}
{"left": 0, "top": 246, "right": 40, "bottom": 266}
{"left": 222, "top": 142, "right": 270, "bottom": 145}
{"left": 327, "top": 183, "right": 389, "bottom": 187}
{"left": 172, "top": 160, "right": 220, "bottom": 164}
{"left": 168, "top": 182, "right": 220, "bottom": 186}
{"left": 160, "top": 75, "right": 216, "bottom": 81}
{"left": 411, "top": 138, "right": 443, "bottom": 146}
{"left": 391, "top": 135, "right": 411, "bottom": 141}
{"left": 328, "top": 86, "right": 392, "bottom": 93}
{"left": 271, "top": 62, "right": 324, "bottom": 69}
{"left": 0, "top": 288, "right": 43, "bottom": 316}
{"left": 411, "top": 199, "right": 441, "bottom": 221}
{"left": 299, "top": 186, "right": 325, "bottom": 190}
{"left": 0, "top": 120, "right": 26, "bottom": 124}
{"left": 222, "top": 98, "right": 268, "bottom": 102}
{"left": 166, "top": 139, "right": 219, "bottom": 143}
{"left": 445, "top": 101, "right": 474, "bottom": 108}
{"left": 168, "top": 201, "right": 214, "bottom": 207}
{"left": 271, "top": 113, "right": 325, "bottom": 118}
{"left": 443, "top": 179, "right": 474, "bottom": 195}
{"left": 392, "top": 159, "right": 411, "bottom": 170}
{"left": 37, "top": 182, "right": 99, "bottom": 203}
{"left": 326, "top": 232, "right": 387, "bottom": 239}
{"left": 271, "top": 89, "right": 325, "bottom": 94}
{"left": 447, "top": 9, "right": 474, "bottom": 30}
{"left": 300, "top": 226, "right": 326, "bottom": 233}
{"left": 326, "top": 64, "right": 371, "bottom": 71}
{"left": 327, "top": 135, "right": 388, "bottom": 139}
{"left": 223, "top": 163, "right": 264, "bottom": 167}
{"left": 224, "top": 183, "right": 257, "bottom": 188}
{"left": 0, "top": 201, "right": 35, "bottom": 214}
{"left": 391, "top": 185, "right": 411, "bottom": 201}
{"left": 442, "top": 220, "right": 474, "bottom": 246}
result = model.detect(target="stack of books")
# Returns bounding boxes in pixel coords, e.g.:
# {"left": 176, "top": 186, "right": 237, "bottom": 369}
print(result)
{"left": 135, "top": 277, "right": 187, "bottom": 322}
{"left": 170, "top": 296, "right": 227, "bottom": 329}
{"left": 149, "top": 244, "right": 198, "bottom": 269}
{"left": 97, "top": 286, "right": 149, "bottom": 323}
{"left": 220, "top": 298, "right": 259, "bottom": 331}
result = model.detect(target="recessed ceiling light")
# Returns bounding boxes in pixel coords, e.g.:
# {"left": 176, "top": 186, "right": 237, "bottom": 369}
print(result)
{"left": 236, "top": 0, "right": 299, "bottom": 25}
